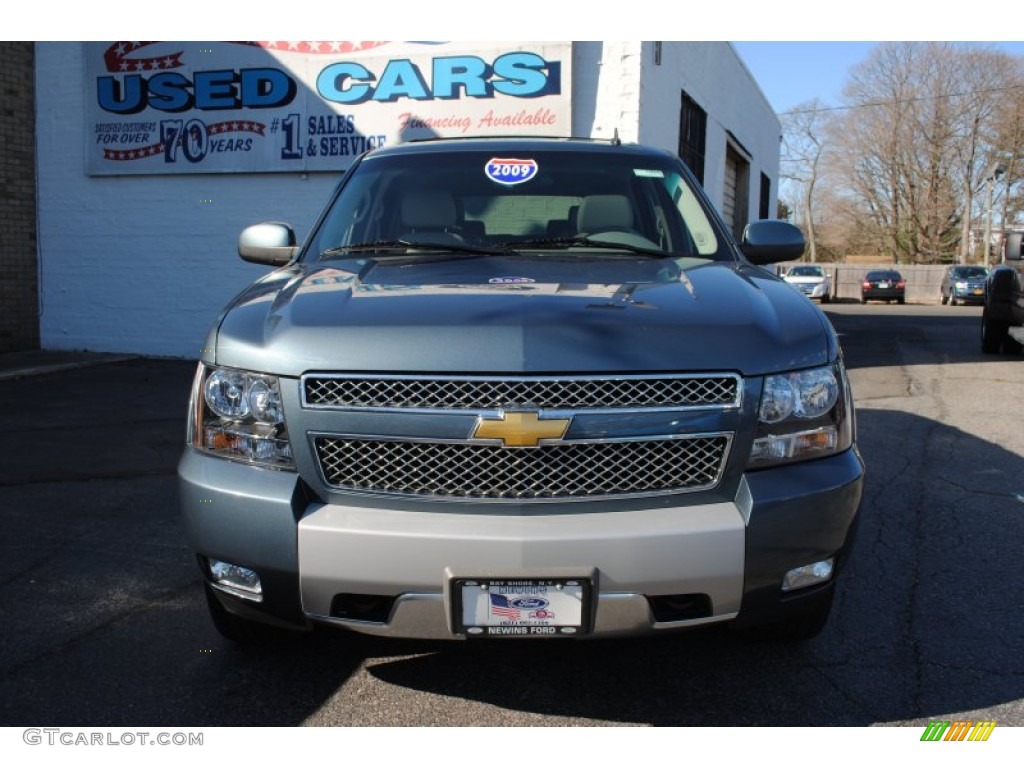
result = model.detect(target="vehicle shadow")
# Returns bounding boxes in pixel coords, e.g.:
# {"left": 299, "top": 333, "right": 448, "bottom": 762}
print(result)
{"left": 362, "top": 407, "right": 1023, "bottom": 726}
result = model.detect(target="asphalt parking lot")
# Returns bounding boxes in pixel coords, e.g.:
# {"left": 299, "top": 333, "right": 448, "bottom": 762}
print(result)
{"left": 0, "top": 303, "right": 1021, "bottom": 728}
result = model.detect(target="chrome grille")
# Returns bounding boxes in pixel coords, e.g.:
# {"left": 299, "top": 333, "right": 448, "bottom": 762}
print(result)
{"left": 303, "top": 374, "right": 739, "bottom": 410}
{"left": 314, "top": 435, "right": 730, "bottom": 500}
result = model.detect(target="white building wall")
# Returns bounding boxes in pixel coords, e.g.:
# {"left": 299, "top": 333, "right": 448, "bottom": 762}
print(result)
{"left": 571, "top": 41, "right": 643, "bottom": 141}
{"left": 635, "top": 42, "right": 780, "bottom": 222}
{"left": 36, "top": 43, "right": 338, "bottom": 358}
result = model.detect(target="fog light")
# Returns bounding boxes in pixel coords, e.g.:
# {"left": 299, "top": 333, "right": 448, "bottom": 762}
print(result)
{"left": 782, "top": 557, "right": 834, "bottom": 592}
{"left": 209, "top": 559, "right": 263, "bottom": 602}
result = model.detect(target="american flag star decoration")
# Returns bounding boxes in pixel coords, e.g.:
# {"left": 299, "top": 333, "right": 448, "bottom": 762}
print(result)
{"left": 489, "top": 593, "right": 520, "bottom": 620}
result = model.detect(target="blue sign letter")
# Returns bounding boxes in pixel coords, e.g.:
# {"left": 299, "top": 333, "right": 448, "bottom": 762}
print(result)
{"left": 317, "top": 62, "right": 373, "bottom": 104}
{"left": 492, "top": 53, "right": 550, "bottom": 97}
{"left": 432, "top": 56, "right": 489, "bottom": 99}
{"left": 240, "top": 68, "right": 297, "bottom": 108}
{"left": 373, "top": 59, "right": 430, "bottom": 102}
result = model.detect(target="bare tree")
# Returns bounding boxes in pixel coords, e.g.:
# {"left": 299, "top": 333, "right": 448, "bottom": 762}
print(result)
{"left": 828, "top": 43, "right": 1023, "bottom": 264}
{"left": 992, "top": 66, "right": 1024, "bottom": 237}
{"left": 781, "top": 98, "right": 831, "bottom": 262}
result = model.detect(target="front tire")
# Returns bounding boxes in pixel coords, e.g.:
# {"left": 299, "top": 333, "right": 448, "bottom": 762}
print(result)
{"left": 981, "top": 310, "right": 1009, "bottom": 354}
{"left": 204, "top": 584, "right": 305, "bottom": 646}
{"left": 733, "top": 592, "right": 834, "bottom": 644}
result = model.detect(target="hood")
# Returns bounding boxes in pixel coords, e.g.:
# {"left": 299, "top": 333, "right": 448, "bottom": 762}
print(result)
{"left": 213, "top": 255, "right": 835, "bottom": 376}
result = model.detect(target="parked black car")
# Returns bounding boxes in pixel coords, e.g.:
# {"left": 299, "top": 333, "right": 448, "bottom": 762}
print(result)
{"left": 861, "top": 270, "right": 905, "bottom": 304}
{"left": 940, "top": 265, "right": 987, "bottom": 306}
{"left": 981, "top": 233, "right": 1024, "bottom": 354}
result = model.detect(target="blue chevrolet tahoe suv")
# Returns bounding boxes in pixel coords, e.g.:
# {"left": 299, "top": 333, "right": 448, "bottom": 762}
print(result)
{"left": 179, "top": 137, "right": 864, "bottom": 644}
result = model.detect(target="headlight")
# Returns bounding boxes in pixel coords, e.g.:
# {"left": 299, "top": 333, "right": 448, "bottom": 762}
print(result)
{"left": 955, "top": 281, "right": 968, "bottom": 290}
{"left": 188, "top": 364, "right": 294, "bottom": 468}
{"left": 748, "top": 362, "right": 854, "bottom": 468}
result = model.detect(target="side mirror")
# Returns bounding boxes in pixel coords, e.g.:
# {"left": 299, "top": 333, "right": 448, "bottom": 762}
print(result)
{"left": 238, "top": 222, "right": 299, "bottom": 266}
{"left": 1003, "top": 232, "right": 1023, "bottom": 262}
{"left": 740, "top": 220, "right": 805, "bottom": 265}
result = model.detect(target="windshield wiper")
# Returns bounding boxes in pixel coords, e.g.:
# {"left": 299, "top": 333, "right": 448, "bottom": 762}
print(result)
{"left": 319, "top": 240, "right": 505, "bottom": 259}
{"left": 498, "top": 236, "right": 675, "bottom": 258}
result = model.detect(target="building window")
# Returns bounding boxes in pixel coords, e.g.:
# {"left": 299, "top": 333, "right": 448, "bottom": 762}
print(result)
{"left": 759, "top": 173, "right": 771, "bottom": 220}
{"left": 678, "top": 91, "right": 706, "bottom": 185}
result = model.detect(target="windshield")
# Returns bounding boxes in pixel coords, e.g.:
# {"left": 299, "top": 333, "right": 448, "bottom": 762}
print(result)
{"left": 787, "top": 266, "right": 823, "bottom": 277}
{"left": 951, "top": 267, "right": 987, "bottom": 279}
{"left": 305, "top": 149, "right": 726, "bottom": 261}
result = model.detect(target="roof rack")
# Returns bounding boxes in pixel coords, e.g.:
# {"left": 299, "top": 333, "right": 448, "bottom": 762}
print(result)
{"left": 402, "top": 134, "right": 629, "bottom": 145}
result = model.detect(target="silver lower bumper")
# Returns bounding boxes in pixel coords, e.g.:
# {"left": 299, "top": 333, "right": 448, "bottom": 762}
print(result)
{"left": 307, "top": 593, "right": 737, "bottom": 639}
{"left": 297, "top": 500, "right": 746, "bottom": 639}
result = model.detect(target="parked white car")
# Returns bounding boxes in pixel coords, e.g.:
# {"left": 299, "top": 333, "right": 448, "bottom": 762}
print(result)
{"left": 784, "top": 264, "right": 832, "bottom": 303}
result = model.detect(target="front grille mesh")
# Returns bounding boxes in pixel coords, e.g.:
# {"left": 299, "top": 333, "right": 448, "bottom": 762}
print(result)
{"left": 304, "top": 375, "right": 738, "bottom": 410}
{"left": 315, "top": 436, "right": 729, "bottom": 500}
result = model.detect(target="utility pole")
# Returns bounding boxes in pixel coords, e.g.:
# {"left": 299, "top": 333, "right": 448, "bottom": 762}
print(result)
{"left": 983, "top": 164, "right": 1005, "bottom": 268}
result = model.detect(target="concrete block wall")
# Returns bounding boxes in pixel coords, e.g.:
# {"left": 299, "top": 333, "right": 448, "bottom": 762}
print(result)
{"left": 0, "top": 42, "right": 39, "bottom": 352}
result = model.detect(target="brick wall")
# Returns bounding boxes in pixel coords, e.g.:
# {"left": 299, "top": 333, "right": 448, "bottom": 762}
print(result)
{"left": 0, "top": 42, "right": 38, "bottom": 352}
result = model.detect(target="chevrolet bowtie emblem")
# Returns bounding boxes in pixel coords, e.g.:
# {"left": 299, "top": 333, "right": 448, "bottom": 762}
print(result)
{"left": 472, "top": 411, "right": 571, "bottom": 448}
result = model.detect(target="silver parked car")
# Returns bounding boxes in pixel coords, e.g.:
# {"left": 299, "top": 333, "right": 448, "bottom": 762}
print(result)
{"left": 783, "top": 264, "right": 832, "bottom": 303}
{"left": 179, "top": 137, "right": 863, "bottom": 645}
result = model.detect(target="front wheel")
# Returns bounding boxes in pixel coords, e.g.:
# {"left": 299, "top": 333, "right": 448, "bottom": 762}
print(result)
{"left": 981, "top": 310, "right": 1009, "bottom": 354}
{"left": 732, "top": 592, "right": 834, "bottom": 644}
{"left": 204, "top": 583, "right": 305, "bottom": 646}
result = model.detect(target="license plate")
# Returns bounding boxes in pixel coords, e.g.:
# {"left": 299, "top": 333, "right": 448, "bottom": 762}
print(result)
{"left": 878, "top": 282, "right": 890, "bottom": 288}
{"left": 453, "top": 578, "right": 590, "bottom": 637}
{"left": 973, "top": 288, "right": 984, "bottom": 295}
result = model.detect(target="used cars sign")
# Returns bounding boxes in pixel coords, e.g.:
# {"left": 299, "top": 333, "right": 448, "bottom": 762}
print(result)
{"left": 85, "top": 41, "right": 571, "bottom": 175}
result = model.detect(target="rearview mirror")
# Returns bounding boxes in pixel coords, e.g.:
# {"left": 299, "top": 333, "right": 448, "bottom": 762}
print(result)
{"left": 740, "top": 220, "right": 805, "bottom": 265}
{"left": 1003, "top": 232, "right": 1023, "bottom": 262}
{"left": 238, "top": 222, "right": 299, "bottom": 266}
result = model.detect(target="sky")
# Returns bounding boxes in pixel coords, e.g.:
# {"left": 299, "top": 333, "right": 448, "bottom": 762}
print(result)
{"left": 13, "top": 4, "right": 1024, "bottom": 120}
{"left": 732, "top": 41, "right": 1024, "bottom": 116}
{"left": 17, "top": 0, "right": 1024, "bottom": 43}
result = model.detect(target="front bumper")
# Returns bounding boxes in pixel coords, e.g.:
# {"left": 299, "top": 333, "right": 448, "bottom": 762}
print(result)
{"left": 951, "top": 286, "right": 986, "bottom": 304}
{"left": 789, "top": 281, "right": 829, "bottom": 299}
{"left": 863, "top": 288, "right": 904, "bottom": 301}
{"left": 179, "top": 447, "right": 863, "bottom": 639}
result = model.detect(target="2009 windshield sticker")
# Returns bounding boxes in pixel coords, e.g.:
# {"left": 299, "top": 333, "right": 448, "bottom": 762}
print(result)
{"left": 486, "top": 158, "right": 538, "bottom": 185}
